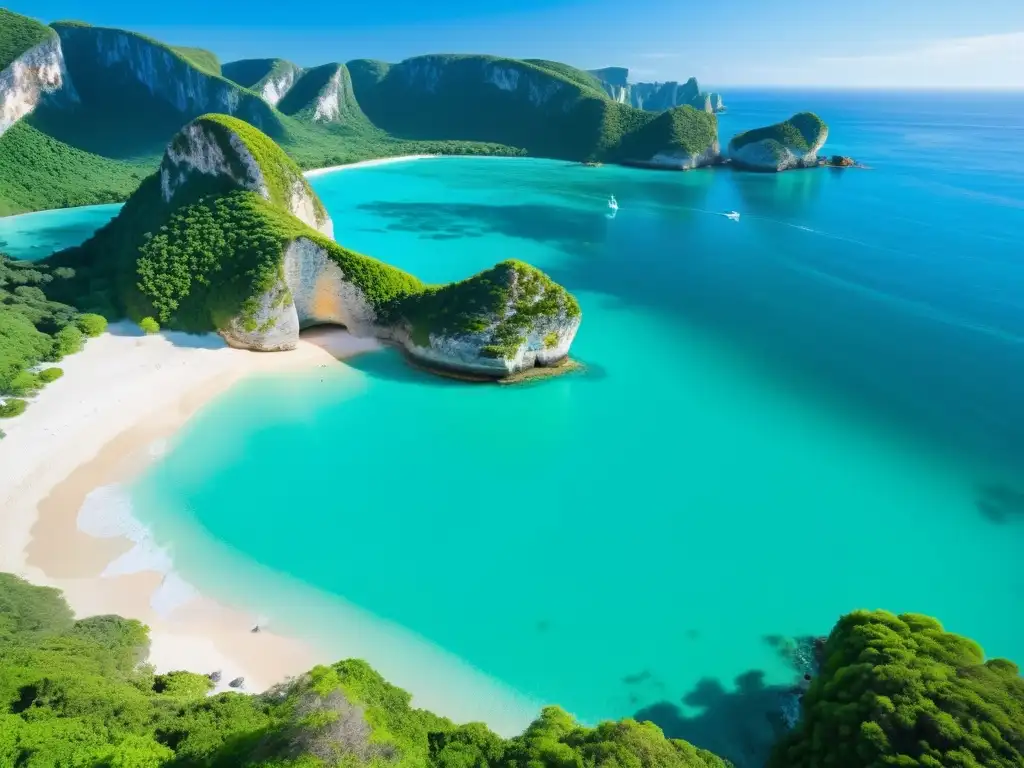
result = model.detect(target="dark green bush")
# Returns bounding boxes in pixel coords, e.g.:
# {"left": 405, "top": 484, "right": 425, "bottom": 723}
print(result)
{"left": 769, "top": 609, "right": 1024, "bottom": 768}
{"left": 52, "top": 324, "right": 84, "bottom": 357}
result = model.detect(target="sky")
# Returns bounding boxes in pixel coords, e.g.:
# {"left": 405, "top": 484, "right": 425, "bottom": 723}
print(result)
{"left": 9, "top": 0, "right": 1023, "bottom": 88}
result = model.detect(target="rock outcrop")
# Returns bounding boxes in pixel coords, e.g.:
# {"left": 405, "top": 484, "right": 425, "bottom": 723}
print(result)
{"left": 0, "top": 30, "right": 77, "bottom": 137}
{"left": 52, "top": 22, "right": 281, "bottom": 135}
{"left": 588, "top": 69, "right": 725, "bottom": 113}
{"left": 222, "top": 58, "right": 303, "bottom": 107}
{"left": 727, "top": 112, "right": 828, "bottom": 171}
{"left": 276, "top": 63, "right": 361, "bottom": 124}
{"left": 159, "top": 114, "right": 332, "bottom": 237}
{"left": 619, "top": 105, "right": 721, "bottom": 169}
{"left": 94, "top": 114, "right": 582, "bottom": 379}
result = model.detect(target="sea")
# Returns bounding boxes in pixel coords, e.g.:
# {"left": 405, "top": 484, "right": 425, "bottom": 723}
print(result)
{"left": 4, "top": 90, "right": 1023, "bottom": 766}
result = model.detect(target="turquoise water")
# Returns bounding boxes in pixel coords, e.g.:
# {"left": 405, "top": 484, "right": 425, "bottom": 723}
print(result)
{"left": 0, "top": 203, "right": 122, "bottom": 260}
{"left": 10, "top": 91, "right": 1024, "bottom": 765}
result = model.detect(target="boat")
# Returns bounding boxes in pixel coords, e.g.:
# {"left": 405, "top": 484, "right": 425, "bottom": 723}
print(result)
{"left": 725, "top": 210, "right": 740, "bottom": 221}
{"left": 608, "top": 195, "right": 619, "bottom": 211}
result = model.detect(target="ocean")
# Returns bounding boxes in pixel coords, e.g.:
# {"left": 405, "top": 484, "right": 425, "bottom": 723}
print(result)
{"left": 8, "top": 90, "right": 1024, "bottom": 766}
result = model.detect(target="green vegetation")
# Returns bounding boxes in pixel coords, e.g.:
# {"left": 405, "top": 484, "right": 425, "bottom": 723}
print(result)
{"left": 769, "top": 610, "right": 1024, "bottom": 768}
{"left": 171, "top": 45, "right": 221, "bottom": 75}
{"left": 0, "top": 253, "right": 91, "bottom": 399}
{"left": 76, "top": 312, "right": 107, "bottom": 336}
{"left": 52, "top": 115, "right": 577, "bottom": 365}
{"left": 617, "top": 105, "right": 719, "bottom": 160}
{"left": 139, "top": 316, "right": 160, "bottom": 334}
{"left": 0, "top": 7, "right": 55, "bottom": 73}
{"left": 729, "top": 111, "right": 827, "bottom": 154}
{"left": 222, "top": 58, "right": 300, "bottom": 90}
{"left": 0, "top": 397, "right": 26, "bottom": 417}
{"left": 0, "top": 573, "right": 730, "bottom": 767}
{"left": 37, "top": 366, "right": 63, "bottom": 383}
{"left": 278, "top": 64, "right": 345, "bottom": 118}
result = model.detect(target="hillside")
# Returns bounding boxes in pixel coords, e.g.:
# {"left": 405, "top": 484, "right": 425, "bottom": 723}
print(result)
{"left": 0, "top": 7, "right": 55, "bottom": 72}
{"left": 728, "top": 111, "right": 828, "bottom": 171}
{"left": 0, "top": 10, "right": 722, "bottom": 215}
{"left": 346, "top": 53, "right": 720, "bottom": 163}
{"left": 277, "top": 63, "right": 364, "bottom": 124}
{"left": 170, "top": 45, "right": 221, "bottom": 75}
{"left": 51, "top": 114, "right": 581, "bottom": 378}
{"left": 0, "top": 572, "right": 731, "bottom": 767}
{"left": 223, "top": 57, "right": 304, "bottom": 106}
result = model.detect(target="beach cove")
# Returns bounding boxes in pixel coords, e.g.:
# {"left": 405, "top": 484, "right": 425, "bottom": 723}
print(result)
{"left": 1, "top": 90, "right": 1023, "bottom": 766}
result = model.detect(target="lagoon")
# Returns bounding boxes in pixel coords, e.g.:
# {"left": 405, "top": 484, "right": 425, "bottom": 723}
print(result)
{"left": 11, "top": 90, "right": 1024, "bottom": 766}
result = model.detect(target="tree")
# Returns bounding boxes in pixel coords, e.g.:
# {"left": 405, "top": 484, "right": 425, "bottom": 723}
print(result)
{"left": 769, "top": 610, "right": 1024, "bottom": 768}
{"left": 76, "top": 313, "right": 108, "bottom": 337}
{"left": 0, "top": 398, "right": 26, "bottom": 418}
{"left": 38, "top": 367, "right": 63, "bottom": 383}
{"left": 52, "top": 324, "right": 84, "bottom": 358}
{"left": 7, "top": 370, "right": 38, "bottom": 396}
{"left": 139, "top": 317, "right": 160, "bottom": 334}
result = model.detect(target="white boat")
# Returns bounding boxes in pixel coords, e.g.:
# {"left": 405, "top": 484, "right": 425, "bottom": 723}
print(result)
{"left": 608, "top": 195, "right": 619, "bottom": 211}
{"left": 725, "top": 210, "right": 740, "bottom": 221}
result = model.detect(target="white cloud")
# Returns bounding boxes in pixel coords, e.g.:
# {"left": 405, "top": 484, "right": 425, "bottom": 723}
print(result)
{"left": 724, "top": 31, "right": 1024, "bottom": 88}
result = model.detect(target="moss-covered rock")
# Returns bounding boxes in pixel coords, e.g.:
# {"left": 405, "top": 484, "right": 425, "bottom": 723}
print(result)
{"left": 728, "top": 112, "right": 827, "bottom": 171}
{"left": 69, "top": 115, "right": 581, "bottom": 379}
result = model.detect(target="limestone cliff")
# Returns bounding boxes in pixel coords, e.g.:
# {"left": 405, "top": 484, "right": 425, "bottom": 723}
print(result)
{"left": 52, "top": 22, "right": 281, "bottom": 134}
{"left": 728, "top": 112, "right": 828, "bottom": 171}
{"left": 588, "top": 69, "right": 725, "bottom": 113}
{"left": 276, "top": 63, "right": 362, "bottom": 124}
{"left": 85, "top": 114, "right": 582, "bottom": 379}
{"left": 0, "top": 19, "right": 77, "bottom": 137}
{"left": 159, "top": 114, "right": 332, "bottom": 237}
{"left": 222, "top": 58, "right": 303, "bottom": 107}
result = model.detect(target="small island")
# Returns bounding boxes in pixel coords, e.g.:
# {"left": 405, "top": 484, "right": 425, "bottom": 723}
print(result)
{"left": 727, "top": 112, "right": 829, "bottom": 172}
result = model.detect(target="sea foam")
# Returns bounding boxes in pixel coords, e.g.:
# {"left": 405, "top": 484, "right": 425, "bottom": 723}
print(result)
{"left": 76, "top": 483, "right": 197, "bottom": 616}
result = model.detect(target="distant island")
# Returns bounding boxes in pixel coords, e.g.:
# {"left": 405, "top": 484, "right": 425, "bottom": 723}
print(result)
{"left": 727, "top": 112, "right": 829, "bottom": 172}
{"left": 587, "top": 67, "right": 726, "bottom": 113}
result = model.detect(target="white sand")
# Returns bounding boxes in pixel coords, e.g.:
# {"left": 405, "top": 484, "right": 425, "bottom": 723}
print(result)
{"left": 303, "top": 154, "right": 441, "bottom": 178}
{"left": 0, "top": 322, "right": 379, "bottom": 691}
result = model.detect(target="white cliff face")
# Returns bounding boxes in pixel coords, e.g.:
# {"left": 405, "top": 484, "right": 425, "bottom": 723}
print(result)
{"left": 56, "top": 26, "right": 275, "bottom": 129}
{"left": 728, "top": 127, "right": 828, "bottom": 171}
{"left": 310, "top": 66, "right": 354, "bottom": 124}
{"left": 0, "top": 36, "right": 76, "bottom": 137}
{"left": 259, "top": 66, "right": 301, "bottom": 107}
{"left": 221, "top": 238, "right": 380, "bottom": 351}
{"left": 484, "top": 63, "right": 564, "bottom": 108}
{"left": 160, "top": 121, "right": 333, "bottom": 236}
{"left": 648, "top": 139, "right": 721, "bottom": 170}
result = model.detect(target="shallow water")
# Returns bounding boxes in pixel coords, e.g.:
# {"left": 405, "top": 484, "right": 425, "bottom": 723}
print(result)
{"left": 0, "top": 203, "right": 121, "bottom": 260}
{"left": 13, "top": 91, "right": 1024, "bottom": 766}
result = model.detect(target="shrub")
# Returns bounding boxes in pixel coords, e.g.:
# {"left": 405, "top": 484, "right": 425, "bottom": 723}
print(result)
{"left": 38, "top": 367, "right": 63, "bottom": 383}
{"left": 7, "top": 370, "right": 39, "bottom": 396}
{"left": 769, "top": 610, "right": 1024, "bottom": 768}
{"left": 0, "top": 398, "right": 27, "bottom": 418}
{"left": 76, "top": 313, "right": 108, "bottom": 337}
{"left": 52, "top": 324, "right": 84, "bottom": 357}
{"left": 139, "top": 316, "right": 160, "bottom": 334}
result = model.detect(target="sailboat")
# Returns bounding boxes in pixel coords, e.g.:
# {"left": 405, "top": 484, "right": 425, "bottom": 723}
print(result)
{"left": 724, "top": 210, "right": 740, "bottom": 221}
{"left": 608, "top": 195, "right": 619, "bottom": 211}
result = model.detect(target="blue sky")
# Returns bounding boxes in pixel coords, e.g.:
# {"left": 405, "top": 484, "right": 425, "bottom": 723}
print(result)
{"left": 10, "top": 0, "right": 1023, "bottom": 88}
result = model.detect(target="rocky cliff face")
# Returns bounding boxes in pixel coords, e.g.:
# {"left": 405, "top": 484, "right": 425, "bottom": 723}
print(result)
{"left": 646, "top": 139, "right": 722, "bottom": 170}
{"left": 258, "top": 65, "right": 301, "bottom": 107}
{"left": 159, "top": 116, "right": 332, "bottom": 237}
{"left": 588, "top": 69, "right": 725, "bottom": 113}
{"left": 53, "top": 24, "right": 279, "bottom": 133}
{"left": 0, "top": 35, "right": 77, "bottom": 137}
{"left": 309, "top": 65, "right": 357, "bottom": 122}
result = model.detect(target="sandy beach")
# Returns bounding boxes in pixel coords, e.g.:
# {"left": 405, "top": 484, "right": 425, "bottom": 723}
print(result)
{"left": 303, "top": 154, "right": 441, "bottom": 178}
{"left": 0, "top": 322, "right": 381, "bottom": 693}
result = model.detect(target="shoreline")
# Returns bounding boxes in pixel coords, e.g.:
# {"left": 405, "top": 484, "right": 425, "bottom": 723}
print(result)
{"left": 0, "top": 323, "right": 378, "bottom": 693}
